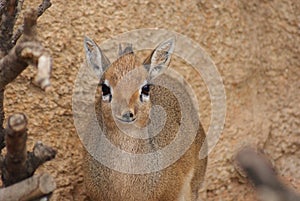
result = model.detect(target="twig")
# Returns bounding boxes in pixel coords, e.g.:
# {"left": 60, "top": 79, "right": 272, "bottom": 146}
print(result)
{"left": 19, "top": 9, "right": 52, "bottom": 91}
{"left": 2, "top": 113, "right": 29, "bottom": 186}
{"left": 0, "top": 173, "right": 56, "bottom": 201}
{"left": 0, "top": 0, "right": 18, "bottom": 53}
{"left": 0, "top": 9, "right": 52, "bottom": 91}
{"left": 236, "top": 147, "right": 300, "bottom": 201}
{"left": 1, "top": 113, "right": 56, "bottom": 187}
{"left": 0, "top": 47, "right": 28, "bottom": 89}
{"left": 27, "top": 141, "right": 57, "bottom": 176}
{"left": 0, "top": 89, "right": 4, "bottom": 151}
{"left": 37, "top": 0, "right": 52, "bottom": 17}
{"left": 0, "top": 0, "right": 55, "bottom": 195}
{"left": 0, "top": 0, "right": 7, "bottom": 17}
{"left": 12, "top": 0, "right": 52, "bottom": 45}
{"left": 19, "top": 42, "right": 52, "bottom": 90}
{"left": 14, "top": 0, "right": 24, "bottom": 21}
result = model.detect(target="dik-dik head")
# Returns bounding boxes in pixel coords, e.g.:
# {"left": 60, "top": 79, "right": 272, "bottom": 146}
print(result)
{"left": 84, "top": 37, "right": 175, "bottom": 128}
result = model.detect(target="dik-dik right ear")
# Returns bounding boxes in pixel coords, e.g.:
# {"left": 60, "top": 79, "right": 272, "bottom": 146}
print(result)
{"left": 84, "top": 36, "right": 110, "bottom": 79}
{"left": 143, "top": 38, "right": 175, "bottom": 80}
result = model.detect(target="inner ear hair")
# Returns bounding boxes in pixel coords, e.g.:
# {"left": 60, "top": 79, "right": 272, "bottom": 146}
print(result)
{"left": 118, "top": 43, "right": 134, "bottom": 57}
{"left": 142, "top": 51, "right": 154, "bottom": 72}
{"left": 143, "top": 38, "right": 175, "bottom": 79}
{"left": 84, "top": 36, "right": 111, "bottom": 79}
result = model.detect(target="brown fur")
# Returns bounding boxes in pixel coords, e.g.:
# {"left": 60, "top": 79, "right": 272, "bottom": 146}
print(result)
{"left": 83, "top": 40, "right": 207, "bottom": 201}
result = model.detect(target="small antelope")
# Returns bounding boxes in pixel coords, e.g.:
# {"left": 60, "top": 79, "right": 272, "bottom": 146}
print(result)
{"left": 82, "top": 37, "right": 207, "bottom": 201}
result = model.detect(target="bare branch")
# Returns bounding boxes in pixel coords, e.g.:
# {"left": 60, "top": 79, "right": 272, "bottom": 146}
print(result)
{"left": 12, "top": 0, "right": 52, "bottom": 45}
{"left": 19, "top": 42, "right": 52, "bottom": 90}
{"left": 14, "top": 0, "right": 24, "bottom": 21}
{"left": 236, "top": 147, "right": 300, "bottom": 201}
{"left": 0, "top": 9, "right": 52, "bottom": 90}
{"left": 0, "top": 0, "right": 7, "bottom": 17}
{"left": 0, "top": 10, "right": 35, "bottom": 90}
{"left": 0, "top": 173, "right": 56, "bottom": 201}
{"left": 27, "top": 141, "right": 57, "bottom": 174}
{"left": 0, "top": 5, "right": 52, "bottom": 156}
{"left": 0, "top": 45, "right": 28, "bottom": 89}
{"left": 10, "top": 25, "right": 22, "bottom": 45}
{"left": 22, "top": 8, "right": 37, "bottom": 37}
{"left": 0, "top": 89, "right": 4, "bottom": 150}
{"left": 0, "top": 1, "right": 55, "bottom": 195}
{"left": 1, "top": 113, "right": 56, "bottom": 187}
{"left": 0, "top": 0, "right": 19, "bottom": 53}
{"left": 37, "top": 0, "right": 51, "bottom": 17}
{"left": 2, "top": 113, "right": 28, "bottom": 186}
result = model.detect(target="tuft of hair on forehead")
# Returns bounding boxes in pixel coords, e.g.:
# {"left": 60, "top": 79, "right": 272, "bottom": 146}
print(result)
{"left": 103, "top": 52, "right": 141, "bottom": 87}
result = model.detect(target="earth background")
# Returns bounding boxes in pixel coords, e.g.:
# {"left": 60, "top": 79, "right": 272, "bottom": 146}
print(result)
{"left": 3, "top": 0, "right": 300, "bottom": 200}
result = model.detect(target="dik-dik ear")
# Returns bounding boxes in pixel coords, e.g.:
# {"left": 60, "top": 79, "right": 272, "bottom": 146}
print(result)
{"left": 143, "top": 38, "right": 175, "bottom": 80}
{"left": 118, "top": 43, "right": 133, "bottom": 56}
{"left": 84, "top": 36, "right": 110, "bottom": 79}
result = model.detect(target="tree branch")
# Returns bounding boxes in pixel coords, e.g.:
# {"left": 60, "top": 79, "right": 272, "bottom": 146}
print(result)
{"left": 37, "top": 0, "right": 51, "bottom": 17}
{"left": 0, "top": 173, "right": 56, "bottom": 201}
{"left": 0, "top": 0, "right": 19, "bottom": 54}
{"left": 0, "top": 8, "right": 52, "bottom": 91}
{"left": 236, "top": 147, "right": 300, "bottom": 201}
{"left": 0, "top": 0, "right": 7, "bottom": 17}
{"left": 0, "top": 89, "right": 4, "bottom": 151}
{"left": 18, "top": 41, "right": 52, "bottom": 90}
{"left": 0, "top": 45, "right": 28, "bottom": 89}
{"left": 12, "top": 0, "right": 52, "bottom": 45}
{"left": 27, "top": 141, "right": 57, "bottom": 176}
{"left": 14, "top": 0, "right": 24, "bottom": 21}
{"left": 1, "top": 113, "right": 56, "bottom": 187}
{"left": 0, "top": 0, "right": 55, "bottom": 196}
{"left": 2, "top": 113, "right": 29, "bottom": 186}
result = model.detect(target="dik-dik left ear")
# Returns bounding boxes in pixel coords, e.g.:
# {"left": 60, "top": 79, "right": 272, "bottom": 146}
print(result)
{"left": 84, "top": 36, "right": 111, "bottom": 79}
{"left": 118, "top": 43, "right": 133, "bottom": 56}
{"left": 143, "top": 38, "right": 175, "bottom": 80}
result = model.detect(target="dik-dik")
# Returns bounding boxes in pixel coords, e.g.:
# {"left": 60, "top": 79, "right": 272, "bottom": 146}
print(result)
{"left": 82, "top": 36, "right": 207, "bottom": 201}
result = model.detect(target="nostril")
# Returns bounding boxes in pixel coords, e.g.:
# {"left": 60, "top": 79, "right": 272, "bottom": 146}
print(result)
{"left": 122, "top": 111, "right": 134, "bottom": 120}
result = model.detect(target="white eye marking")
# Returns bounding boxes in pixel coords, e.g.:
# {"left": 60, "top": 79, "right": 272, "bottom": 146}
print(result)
{"left": 102, "top": 93, "right": 111, "bottom": 102}
{"left": 140, "top": 81, "right": 150, "bottom": 102}
{"left": 101, "top": 80, "right": 112, "bottom": 102}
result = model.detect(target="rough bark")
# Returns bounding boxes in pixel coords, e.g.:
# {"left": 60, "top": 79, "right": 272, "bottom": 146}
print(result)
{"left": 0, "top": 0, "right": 19, "bottom": 54}
{"left": 0, "top": 173, "right": 56, "bottom": 201}
{"left": 0, "top": 1, "right": 56, "bottom": 199}
{"left": 0, "top": 8, "right": 52, "bottom": 91}
{"left": 236, "top": 147, "right": 300, "bottom": 201}
{"left": 0, "top": 89, "right": 4, "bottom": 150}
{"left": 0, "top": 3, "right": 52, "bottom": 152}
{"left": 1, "top": 113, "right": 56, "bottom": 187}
{"left": 12, "top": 0, "right": 52, "bottom": 45}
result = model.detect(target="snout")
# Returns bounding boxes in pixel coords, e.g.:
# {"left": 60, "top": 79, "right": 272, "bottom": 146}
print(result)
{"left": 116, "top": 110, "right": 136, "bottom": 123}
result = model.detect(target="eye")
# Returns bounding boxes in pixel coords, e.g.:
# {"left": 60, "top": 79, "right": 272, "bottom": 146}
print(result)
{"left": 100, "top": 83, "right": 112, "bottom": 102}
{"left": 102, "top": 83, "right": 111, "bottom": 96}
{"left": 141, "top": 84, "right": 150, "bottom": 96}
{"left": 140, "top": 84, "right": 151, "bottom": 102}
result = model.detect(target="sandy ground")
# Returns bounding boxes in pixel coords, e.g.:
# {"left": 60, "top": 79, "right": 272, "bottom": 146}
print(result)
{"left": 3, "top": 0, "right": 300, "bottom": 200}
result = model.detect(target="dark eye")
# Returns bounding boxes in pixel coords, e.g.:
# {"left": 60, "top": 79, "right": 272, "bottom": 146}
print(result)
{"left": 141, "top": 84, "right": 150, "bottom": 96}
{"left": 101, "top": 83, "right": 111, "bottom": 96}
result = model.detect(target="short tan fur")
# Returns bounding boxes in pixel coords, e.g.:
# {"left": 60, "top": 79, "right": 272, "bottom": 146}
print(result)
{"left": 83, "top": 37, "right": 207, "bottom": 201}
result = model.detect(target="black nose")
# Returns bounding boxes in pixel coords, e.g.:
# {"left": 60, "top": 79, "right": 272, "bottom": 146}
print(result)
{"left": 122, "top": 111, "right": 134, "bottom": 122}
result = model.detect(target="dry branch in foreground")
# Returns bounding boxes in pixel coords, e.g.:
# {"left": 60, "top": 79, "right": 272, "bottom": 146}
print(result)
{"left": 1, "top": 113, "right": 56, "bottom": 187}
{"left": 236, "top": 147, "right": 300, "bottom": 201}
{"left": 0, "top": 173, "right": 56, "bottom": 201}
{"left": 0, "top": 1, "right": 52, "bottom": 151}
{"left": 0, "top": 0, "right": 55, "bottom": 200}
